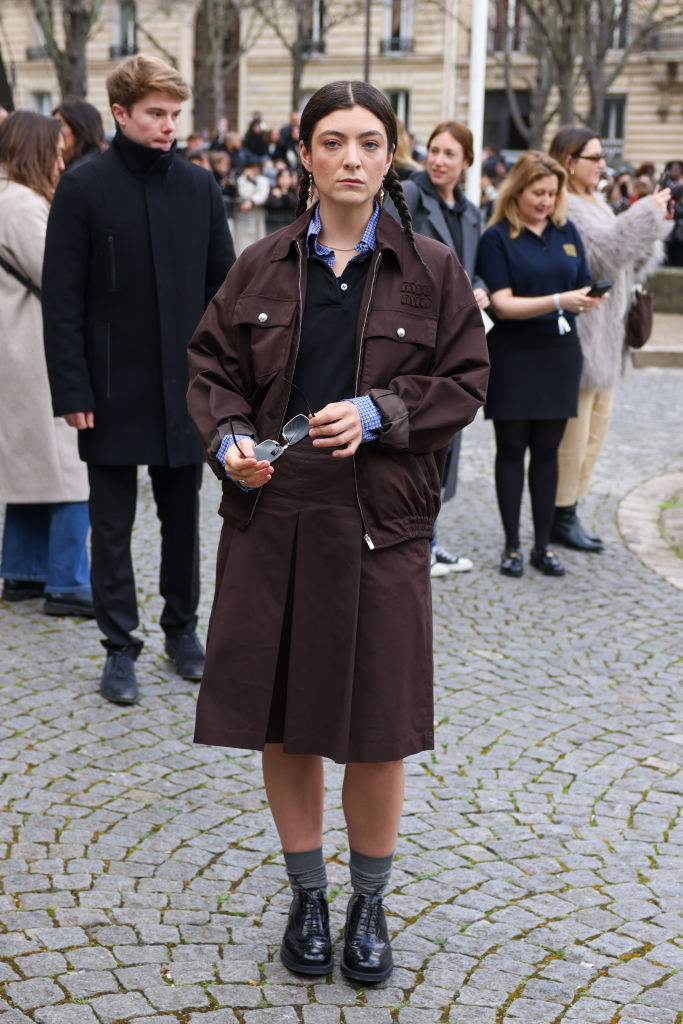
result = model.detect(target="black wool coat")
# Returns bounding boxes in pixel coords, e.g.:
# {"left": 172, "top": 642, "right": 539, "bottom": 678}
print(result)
{"left": 43, "top": 131, "right": 235, "bottom": 467}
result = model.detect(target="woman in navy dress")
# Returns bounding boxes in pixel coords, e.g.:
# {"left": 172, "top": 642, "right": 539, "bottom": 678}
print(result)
{"left": 476, "top": 152, "right": 606, "bottom": 578}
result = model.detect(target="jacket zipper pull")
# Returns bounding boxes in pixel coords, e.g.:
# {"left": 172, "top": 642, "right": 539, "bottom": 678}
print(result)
{"left": 364, "top": 533, "right": 375, "bottom": 550}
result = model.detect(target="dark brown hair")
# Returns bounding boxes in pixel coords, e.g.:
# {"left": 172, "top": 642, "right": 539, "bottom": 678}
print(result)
{"left": 0, "top": 110, "right": 62, "bottom": 203}
{"left": 294, "top": 80, "right": 421, "bottom": 261}
{"left": 427, "top": 120, "right": 474, "bottom": 168}
{"left": 549, "top": 125, "right": 600, "bottom": 194}
{"left": 53, "top": 98, "right": 105, "bottom": 168}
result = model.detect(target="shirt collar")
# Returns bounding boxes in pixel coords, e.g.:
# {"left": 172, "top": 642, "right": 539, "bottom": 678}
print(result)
{"left": 306, "top": 201, "right": 380, "bottom": 268}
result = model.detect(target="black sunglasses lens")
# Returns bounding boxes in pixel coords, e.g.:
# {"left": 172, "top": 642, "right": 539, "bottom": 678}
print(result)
{"left": 253, "top": 440, "right": 284, "bottom": 462}
{"left": 282, "top": 414, "right": 310, "bottom": 445}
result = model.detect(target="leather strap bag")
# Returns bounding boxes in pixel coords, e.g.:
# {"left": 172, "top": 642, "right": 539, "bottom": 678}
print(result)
{"left": 0, "top": 253, "right": 42, "bottom": 299}
{"left": 625, "top": 284, "right": 653, "bottom": 350}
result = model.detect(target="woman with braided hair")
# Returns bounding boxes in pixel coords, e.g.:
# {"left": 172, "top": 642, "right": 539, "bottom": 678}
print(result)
{"left": 187, "top": 81, "right": 488, "bottom": 983}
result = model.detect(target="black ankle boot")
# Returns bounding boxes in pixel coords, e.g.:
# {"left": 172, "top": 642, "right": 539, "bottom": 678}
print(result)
{"left": 279, "top": 889, "right": 332, "bottom": 976}
{"left": 341, "top": 893, "right": 393, "bottom": 983}
{"left": 550, "top": 504, "right": 604, "bottom": 553}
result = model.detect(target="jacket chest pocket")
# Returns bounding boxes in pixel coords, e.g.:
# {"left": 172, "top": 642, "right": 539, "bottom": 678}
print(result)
{"left": 362, "top": 309, "right": 438, "bottom": 383}
{"left": 233, "top": 295, "right": 298, "bottom": 382}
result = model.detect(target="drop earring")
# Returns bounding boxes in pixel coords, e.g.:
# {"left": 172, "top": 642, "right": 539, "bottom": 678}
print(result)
{"left": 379, "top": 179, "right": 385, "bottom": 205}
{"left": 307, "top": 174, "right": 315, "bottom": 204}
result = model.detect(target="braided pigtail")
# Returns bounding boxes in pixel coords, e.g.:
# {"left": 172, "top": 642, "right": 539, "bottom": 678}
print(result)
{"left": 296, "top": 169, "right": 318, "bottom": 216}
{"left": 295, "top": 170, "right": 311, "bottom": 217}
{"left": 384, "top": 165, "right": 432, "bottom": 278}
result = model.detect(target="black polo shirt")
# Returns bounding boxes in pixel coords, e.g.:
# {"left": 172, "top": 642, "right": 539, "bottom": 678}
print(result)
{"left": 285, "top": 253, "right": 371, "bottom": 419}
{"left": 476, "top": 217, "right": 592, "bottom": 323}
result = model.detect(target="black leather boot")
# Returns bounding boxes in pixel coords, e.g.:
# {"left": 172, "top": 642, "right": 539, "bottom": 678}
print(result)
{"left": 279, "top": 889, "right": 332, "bottom": 976}
{"left": 341, "top": 893, "right": 393, "bottom": 983}
{"left": 550, "top": 505, "right": 604, "bottom": 553}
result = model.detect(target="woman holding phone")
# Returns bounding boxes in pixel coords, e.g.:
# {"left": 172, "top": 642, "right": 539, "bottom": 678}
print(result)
{"left": 476, "top": 151, "right": 604, "bottom": 578}
{"left": 548, "top": 127, "right": 671, "bottom": 552}
{"left": 187, "top": 81, "right": 488, "bottom": 982}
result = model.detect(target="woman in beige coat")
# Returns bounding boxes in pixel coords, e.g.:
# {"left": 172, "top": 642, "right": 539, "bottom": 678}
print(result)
{"left": 0, "top": 111, "right": 93, "bottom": 616}
{"left": 548, "top": 126, "right": 671, "bottom": 553}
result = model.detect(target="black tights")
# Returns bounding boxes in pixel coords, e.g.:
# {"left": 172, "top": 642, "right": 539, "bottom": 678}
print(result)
{"left": 493, "top": 419, "right": 567, "bottom": 552}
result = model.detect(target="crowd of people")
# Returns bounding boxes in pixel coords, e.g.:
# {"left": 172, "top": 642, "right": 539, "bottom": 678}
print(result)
{"left": 0, "top": 53, "right": 678, "bottom": 987}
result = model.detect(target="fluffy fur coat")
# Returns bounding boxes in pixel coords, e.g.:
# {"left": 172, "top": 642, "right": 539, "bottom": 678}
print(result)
{"left": 567, "top": 192, "right": 670, "bottom": 391}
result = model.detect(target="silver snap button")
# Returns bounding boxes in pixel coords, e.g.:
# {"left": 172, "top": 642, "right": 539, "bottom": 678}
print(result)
{"left": 258, "top": 312, "right": 268, "bottom": 323}
{"left": 397, "top": 327, "right": 406, "bottom": 338}
{"left": 340, "top": 282, "right": 348, "bottom": 291}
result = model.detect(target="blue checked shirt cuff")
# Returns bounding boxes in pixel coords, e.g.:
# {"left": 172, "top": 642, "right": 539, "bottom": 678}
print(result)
{"left": 345, "top": 396, "right": 382, "bottom": 442}
{"left": 217, "top": 432, "right": 256, "bottom": 490}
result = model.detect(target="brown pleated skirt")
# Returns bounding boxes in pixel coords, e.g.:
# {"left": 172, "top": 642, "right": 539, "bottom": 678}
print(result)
{"left": 194, "top": 438, "right": 434, "bottom": 764}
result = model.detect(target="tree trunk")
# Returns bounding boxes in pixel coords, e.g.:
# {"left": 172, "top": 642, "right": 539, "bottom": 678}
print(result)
{"left": 59, "top": 0, "right": 90, "bottom": 98}
{"left": 0, "top": 47, "right": 14, "bottom": 110}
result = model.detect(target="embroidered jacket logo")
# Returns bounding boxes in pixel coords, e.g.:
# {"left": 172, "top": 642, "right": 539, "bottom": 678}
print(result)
{"left": 400, "top": 282, "right": 432, "bottom": 308}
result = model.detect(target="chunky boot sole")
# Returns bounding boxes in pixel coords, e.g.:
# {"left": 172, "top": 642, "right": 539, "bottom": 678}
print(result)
{"left": 279, "top": 946, "right": 333, "bottom": 975}
{"left": 340, "top": 955, "right": 394, "bottom": 983}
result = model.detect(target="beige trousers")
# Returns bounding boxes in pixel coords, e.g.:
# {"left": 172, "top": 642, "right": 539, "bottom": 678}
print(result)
{"left": 556, "top": 387, "right": 615, "bottom": 507}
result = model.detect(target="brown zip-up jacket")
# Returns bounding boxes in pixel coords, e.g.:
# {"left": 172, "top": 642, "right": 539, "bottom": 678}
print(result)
{"left": 187, "top": 207, "right": 489, "bottom": 550}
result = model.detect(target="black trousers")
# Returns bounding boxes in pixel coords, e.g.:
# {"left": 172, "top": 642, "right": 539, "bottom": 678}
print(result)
{"left": 87, "top": 463, "right": 202, "bottom": 652}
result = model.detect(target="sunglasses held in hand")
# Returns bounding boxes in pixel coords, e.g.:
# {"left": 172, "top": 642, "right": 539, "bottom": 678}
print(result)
{"left": 228, "top": 378, "right": 315, "bottom": 465}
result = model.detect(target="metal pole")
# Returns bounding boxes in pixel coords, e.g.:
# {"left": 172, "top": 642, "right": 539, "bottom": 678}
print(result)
{"left": 465, "top": 0, "right": 488, "bottom": 205}
{"left": 363, "top": 0, "right": 371, "bottom": 81}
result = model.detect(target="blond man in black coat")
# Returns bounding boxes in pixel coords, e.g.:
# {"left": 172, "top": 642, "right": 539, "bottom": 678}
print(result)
{"left": 43, "top": 54, "right": 235, "bottom": 704}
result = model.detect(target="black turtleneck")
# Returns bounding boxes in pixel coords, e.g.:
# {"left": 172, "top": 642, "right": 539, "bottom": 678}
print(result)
{"left": 111, "top": 129, "right": 177, "bottom": 178}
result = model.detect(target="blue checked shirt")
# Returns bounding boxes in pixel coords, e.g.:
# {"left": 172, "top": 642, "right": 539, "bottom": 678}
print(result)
{"left": 217, "top": 203, "right": 383, "bottom": 479}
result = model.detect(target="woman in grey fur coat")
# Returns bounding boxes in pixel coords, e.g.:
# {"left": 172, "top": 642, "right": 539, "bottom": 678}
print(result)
{"left": 548, "top": 127, "right": 671, "bottom": 552}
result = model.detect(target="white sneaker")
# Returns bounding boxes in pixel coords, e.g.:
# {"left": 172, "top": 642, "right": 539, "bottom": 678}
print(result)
{"left": 430, "top": 554, "right": 451, "bottom": 577}
{"left": 432, "top": 545, "right": 473, "bottom": 573}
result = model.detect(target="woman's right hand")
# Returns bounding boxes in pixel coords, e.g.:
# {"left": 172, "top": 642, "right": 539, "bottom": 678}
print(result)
{"left": 652, "top": 186, "right": 672, "bottom": 216}
{"left": 223, "top": 437, "right": 273, "bottom": 488}
{"left": 559, "top": 286, "right": 605, "bottom": 314}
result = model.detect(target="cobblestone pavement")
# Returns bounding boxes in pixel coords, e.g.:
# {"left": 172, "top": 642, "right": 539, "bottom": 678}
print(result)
{"left": 1, "top": 364, "right": 682, "bottom": 1024}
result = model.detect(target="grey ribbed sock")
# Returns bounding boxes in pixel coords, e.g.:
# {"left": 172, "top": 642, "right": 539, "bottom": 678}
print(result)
{"left": 349, "top": 849, "right": 394, "bottom": 896}
{"left": 283, "top": 847, "right": 327, "bottom": 894}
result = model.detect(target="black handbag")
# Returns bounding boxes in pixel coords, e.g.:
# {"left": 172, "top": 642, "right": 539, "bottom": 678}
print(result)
{"left": 625, "top": 285, "right": 653, "bottom": 350}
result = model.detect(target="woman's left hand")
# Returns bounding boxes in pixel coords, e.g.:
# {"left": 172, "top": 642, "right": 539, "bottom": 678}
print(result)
{"left": 473, "top": 287, "right": 491, "bottom": 311}
{"left": 309, "top": 401, "right": 362, "bottom": 458}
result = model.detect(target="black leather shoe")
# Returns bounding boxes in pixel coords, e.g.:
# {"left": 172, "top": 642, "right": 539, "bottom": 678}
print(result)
{"left": 100, "top": 649, "right": 139, "bottom": 704}
{"left": 500, "top": 548, "right": 524, "bottom": 577}
{"left": 2, "top": 579, "right": 46, "bottom": 602}
{"left": 279, "top": 889, "right": 333, "bottom": 976}
{"left": 43, "top": 590, "right": 96, "bottom": 617}
{"left": 530, "top": 547, "right": 566, "bottom": 576}
{"left": 165, "top": 631, "right": 205, "bottom": 681}
{"left": 550, "top": 505, "right": 604, "bottom": 552}
{"left": 341, "top": 893, "right": 393, "bottom": 984}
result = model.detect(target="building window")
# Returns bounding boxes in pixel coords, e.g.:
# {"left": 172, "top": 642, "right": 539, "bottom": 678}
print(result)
{"left": 489, "top": 0, "right": 524, "bottom": 53}
{"left": 484, "top": 89, "right": 530, "bottom": 153}
{"left": 300, "top": 0, "right": 325, "bottom": 55}
{"left": 111, "top": 0, "right": 137, "bottom": 60}
{"left": 380, "top": 0, "right": 414, "bottom": 54}
{"left": 602, "top": 95, "right": 626, "bottom": 162}
{"left": 26, "top": 14, "right": 49, "bottom": 60}
{"left": 29, "top": 91, "right": 52, "bottom": 114}
{"left": 611, "top": 0, "right": 629, "bottom": 49}
{"left": 387, "top": 89, "right": 410, "bottom": 128}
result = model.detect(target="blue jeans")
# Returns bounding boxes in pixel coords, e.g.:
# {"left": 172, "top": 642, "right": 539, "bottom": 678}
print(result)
{"left": 1, "top": 502, "right": 91, "bottom": 594}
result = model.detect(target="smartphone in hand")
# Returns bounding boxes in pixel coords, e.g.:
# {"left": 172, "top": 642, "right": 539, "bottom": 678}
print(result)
{"left": 587, "top": 280, "right": 612, "bottom": 298}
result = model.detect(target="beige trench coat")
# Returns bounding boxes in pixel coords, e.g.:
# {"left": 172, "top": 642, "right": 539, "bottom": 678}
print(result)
{"left": 0, "top": 175, "right": 88, "bottom": 503}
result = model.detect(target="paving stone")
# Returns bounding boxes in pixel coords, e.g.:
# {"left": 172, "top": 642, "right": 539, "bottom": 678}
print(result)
{"left": 33, "top": 1007, "right": 100, "bottom": 1024}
